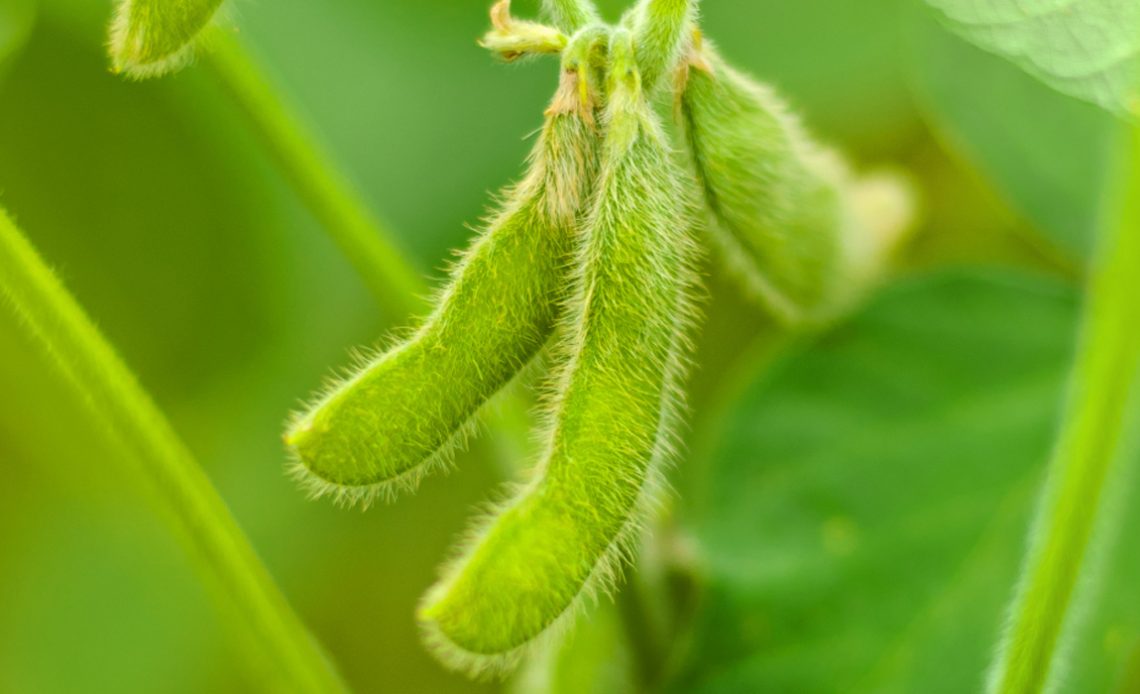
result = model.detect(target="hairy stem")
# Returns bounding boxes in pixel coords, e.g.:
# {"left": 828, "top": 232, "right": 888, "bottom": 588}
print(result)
{"left": 0, "top": 208, "right": 347, "bottom": 693}
{"left": 629, "top": 0, "right": 694, "bottom": 93}
{"left": 988, "top": 126, "right": 1140, "bottom": 693}
{"left": 543, "top": 0, "right": 602, "bottom": 33}
{"left": 204, "top": 30, "right": 424, "bottom": 319}
{"left": 109, "top": 0, "right": 224, "bottom": 78}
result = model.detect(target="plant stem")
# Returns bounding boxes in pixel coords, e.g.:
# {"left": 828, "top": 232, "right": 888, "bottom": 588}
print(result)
{"left": 0, "top": 208, "right": 348, "bottom": 694}
{"left": 628, "top": 0, "right": 694, "bottom": 93}
{"left": 988, "top": 126, "right": 1140, "bottom": 693}
{"left": 544, "top": 0, "right": 602, "bottom": 32}
{"left": 203, "top": 30, "right": 425, "bottom": 319}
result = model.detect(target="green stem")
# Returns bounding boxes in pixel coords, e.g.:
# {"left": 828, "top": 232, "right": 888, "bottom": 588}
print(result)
{"left": 0, "top": 208, "right": 347, "bottom": 694}
{"left": 628, "top": 0, "right": 693, "bottom": 93}
{"left": 544, "top": 0, "right": 602, "bottom": 32}
{"left": 203, "top": 30, "right": 425, "bottom": 319}
{"left": 989, "top": 126, "right": 1140, "bottom": 693}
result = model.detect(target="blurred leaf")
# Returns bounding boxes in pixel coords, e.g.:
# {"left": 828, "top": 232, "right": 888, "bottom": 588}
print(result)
{"left": 906, "top": 4, "right": 1119, "bottom": 261}
{"left": 0, "top": 0, "right": 35, "bottom": 70}
{"left": 921, "top": 0, "right": 1140, "bottom": 118}
{"left": 671, "top": 270, "right": 1091, "bottom": 692}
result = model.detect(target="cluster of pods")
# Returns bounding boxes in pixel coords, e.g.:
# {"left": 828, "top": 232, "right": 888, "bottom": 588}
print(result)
{"left": 286, "top": 0, "right": 914, "bottom": 678}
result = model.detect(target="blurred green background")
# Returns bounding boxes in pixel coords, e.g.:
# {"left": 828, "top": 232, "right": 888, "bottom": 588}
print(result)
{"left": 1, "top": 0, "right": 1135, "bottom": 692}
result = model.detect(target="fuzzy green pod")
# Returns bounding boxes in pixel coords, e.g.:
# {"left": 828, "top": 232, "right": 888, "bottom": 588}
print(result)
{"left": 285, "top": 72, "right": 600, "bottom": 507}
{"left": 680, "top": 38, "right": 914, "bottom": 324}
{"left": 109, "top": 0, "right": 225, "bottom": 78}
{"left": 417, "top": 31, "right": 697, "bottom": 678}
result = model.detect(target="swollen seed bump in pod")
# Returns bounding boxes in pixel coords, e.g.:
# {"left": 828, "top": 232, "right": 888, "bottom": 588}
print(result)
{"left": 109, "top": 0, "right": 225, "bottom": 78}
{"left": 417, "top": 29, "right": 698, "bottom": 679}
{"left": 680, "top": 36, "right": 915, "bottom": 324}
{"left": 285, "top": 68, "right": 600, "bottom": 508}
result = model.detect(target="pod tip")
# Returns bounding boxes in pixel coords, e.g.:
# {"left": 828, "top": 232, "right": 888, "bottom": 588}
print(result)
{"left": 416, "top": 588, "right": 527, "bottom": 681}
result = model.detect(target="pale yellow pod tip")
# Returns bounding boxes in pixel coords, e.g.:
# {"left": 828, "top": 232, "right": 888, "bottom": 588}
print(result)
{"left": 844, "top": 169, "right": 922, "bottom": 294}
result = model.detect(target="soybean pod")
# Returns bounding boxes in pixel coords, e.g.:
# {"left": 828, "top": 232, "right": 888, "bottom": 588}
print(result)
{"left": 680, "top": 37, "right": 914, "bottom": 324}
{"left": 418, "top": 30, "right": 697, "bottom": 678}
{"left": 286, "top": 67, "right": 600, "bottom": 507}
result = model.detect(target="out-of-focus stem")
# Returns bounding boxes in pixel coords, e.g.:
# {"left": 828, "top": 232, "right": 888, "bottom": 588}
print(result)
{"left": 0, "top": 207, "right": 348, "bottom": 694}
{"left": 204, "top": 31, "right": 425, "bottom": 319}
{"left": 988, "top": 126, "right": 1140, "bottom": 693}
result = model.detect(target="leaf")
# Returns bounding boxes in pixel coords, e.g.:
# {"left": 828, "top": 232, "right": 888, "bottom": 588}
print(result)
{"left": 922, "top": 0, "right": 1140, "bottom": 118}
{"left": 0, "top": 0, "right": 35, "bottom": 71}
{"left": 906, "top": 4, "right": 1119, "bottom": 261}
{"left": 670, "top": 270, "right": 1093, "bottom": 692}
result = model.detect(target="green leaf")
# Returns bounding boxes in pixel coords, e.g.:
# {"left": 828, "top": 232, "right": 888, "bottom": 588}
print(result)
{"left": 0, "top": 0, "right": 35, "bottom": 71}
{"left": 906, "top": 4, "right": 1119, "bottom": 260}
{"left": 671, "top": 270, "right": 1089, "bottom": 692}
{"left": 922, "top": 0, "right": 1140, "bottom": 117}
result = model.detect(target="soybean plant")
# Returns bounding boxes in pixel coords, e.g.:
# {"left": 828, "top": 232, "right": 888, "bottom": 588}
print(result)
{"left": 282, "top": 0, "right": 915, "bottom": 678}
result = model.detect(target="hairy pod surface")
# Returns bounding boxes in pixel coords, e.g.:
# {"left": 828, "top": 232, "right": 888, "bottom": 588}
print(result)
{"left": 285, "top": 73, "right": 600, "bottom": 507}
{"left": 680, "top": 39, "right": 914, "bottom": 324}
{"left": 418, "top": 31, "right": 698, "bottom": 678}
{"left": 109, "top": 0, "right": 224, "bottom": 78}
